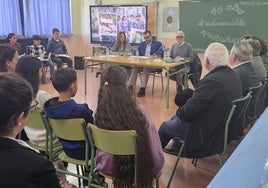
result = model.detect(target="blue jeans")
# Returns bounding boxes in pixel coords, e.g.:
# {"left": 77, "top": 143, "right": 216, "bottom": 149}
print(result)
{"left": 158, "top": 115, "right": 188, "bottom": 148}
{"left": 43, "top": 61, "right": 54, "bottom": 78}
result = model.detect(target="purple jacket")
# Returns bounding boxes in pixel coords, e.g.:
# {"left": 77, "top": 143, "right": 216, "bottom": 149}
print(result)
{"left": 95, "top": 104, "right": 164, "bottom": 176}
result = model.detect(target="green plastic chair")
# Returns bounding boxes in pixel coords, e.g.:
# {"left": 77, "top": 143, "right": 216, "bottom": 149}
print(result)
{"left": 26, "top": 108, "right": 62, "bottom": 160}
{"left": 192, "top": 92, "right": 253, "bottom": 166}
{"left": 246, "top": 82, "right": 263, "bottom": 125}
{"left": 87, "top": 123, "right": 141, "bottom": 187}
{"left": 167, "top": 93, "right": 252, "bottom": 188}
{"left": 47, "top": 118, "right": 92, "bottom": 187}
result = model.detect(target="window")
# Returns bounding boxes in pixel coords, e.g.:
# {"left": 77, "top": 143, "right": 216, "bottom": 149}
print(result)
{"left": 0, "top": 0, "right": 71, "bottom": 37}
{"left": 0, "top": 0, "right": 23, "bottom": 37}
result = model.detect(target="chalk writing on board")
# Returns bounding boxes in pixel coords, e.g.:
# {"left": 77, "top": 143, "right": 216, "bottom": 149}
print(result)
{"left": 239, "top": 1, "right": 268, "bottom": 6}
{"left": 200, "top": 30, "right": 240, "bottom": 44}
{"left": 198, "top": 19, "right": 246, "bottom": 27}
{"left": 226, "top": 3, "right": 245, "bottom": 15}
{"left": 210, "top": 6, "right": 223, "bottom": 15}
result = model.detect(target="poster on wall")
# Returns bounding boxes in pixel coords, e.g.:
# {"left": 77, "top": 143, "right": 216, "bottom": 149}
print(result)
{"left": 162, "top": 7, "right": 179, "bottom": 32}
{"left": 90, "top": 5, "right": 147, "bottom": 44}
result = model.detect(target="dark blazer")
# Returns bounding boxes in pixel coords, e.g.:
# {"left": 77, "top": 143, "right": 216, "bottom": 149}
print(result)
{"left": 176, "top": 66, "right": 243, "bottom": 158}
{"left": 0, "top": 137, "right": 60, "bottom": 188}
{"left": 232, "top": 61, "right": 260, "bottom": 95}
{"left": 138, "top": 40, "right": 162, "bottom": 56}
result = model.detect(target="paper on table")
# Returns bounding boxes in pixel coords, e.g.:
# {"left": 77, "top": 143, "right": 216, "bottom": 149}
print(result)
{"left": 37, "top": 57, "right": 49, "bottom": 61}
{"left": 136, "top": 56, "right": 151, "bottom": 59}
{"left": 58, "top": 54, "right": 71, "bottom": 58}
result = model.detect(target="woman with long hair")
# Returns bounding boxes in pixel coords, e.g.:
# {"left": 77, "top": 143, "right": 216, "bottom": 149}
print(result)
{"left": 111, "top": 31, "right": 131, "bottom": 56}
{"left": 95, "top": 65, "right": 164, "bottom": 187}
{"left": 15, "top": 56, "right": 58, "bottom": 147}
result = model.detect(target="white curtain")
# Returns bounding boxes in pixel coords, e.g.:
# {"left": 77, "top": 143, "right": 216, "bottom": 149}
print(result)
{"left": 23, "top": 0, "right": 72, "bottom": 36}
{"left": 0, "top": 0, "right": 23, "bottom": 37}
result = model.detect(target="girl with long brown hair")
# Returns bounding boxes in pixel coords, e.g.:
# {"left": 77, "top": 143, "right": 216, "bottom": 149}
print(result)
{"left": 95, "top": 65, "right": 164, "bottom": 187}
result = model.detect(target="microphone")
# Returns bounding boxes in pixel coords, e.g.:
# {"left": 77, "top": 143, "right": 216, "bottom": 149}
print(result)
{"left": 163, "top": 47, "right": 169, "bottom": 52}
{"left": 154, "top": 46, "right": 170, "bottom": 58}
{"left": 159, "top": 46, "right": 169, "bottom": 52}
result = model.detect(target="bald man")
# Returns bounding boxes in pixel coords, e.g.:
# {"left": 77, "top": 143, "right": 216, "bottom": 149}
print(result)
{"left": 159, "top": 42, "right": 243, "bottom": 157}
{"left": 169, "top": 31, "right": 193, "bottom": 90}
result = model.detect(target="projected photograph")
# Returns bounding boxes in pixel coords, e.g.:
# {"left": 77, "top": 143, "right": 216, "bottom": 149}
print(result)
{"left": 90, "top": 5, "right": 147, "bottom": 44}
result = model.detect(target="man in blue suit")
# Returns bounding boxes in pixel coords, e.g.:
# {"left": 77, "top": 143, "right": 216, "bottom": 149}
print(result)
{"left": 129, "top": 30, "right": 162, "bottom": 97}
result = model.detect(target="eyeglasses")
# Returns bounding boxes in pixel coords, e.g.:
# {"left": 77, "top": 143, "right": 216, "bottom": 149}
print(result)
{"left": 143, "top": 35, "right": 151, "bottom": 39}
{"left": 26, "top": 100, "right": 39, "bottom": 111}
{"left": 176, "top": 36, "right": 184, "bottom": 38}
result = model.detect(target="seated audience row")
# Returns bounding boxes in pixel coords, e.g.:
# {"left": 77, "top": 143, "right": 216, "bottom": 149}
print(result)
{"left": 160, "top": 38, "right": 267, "bottom": 158}
{"left": 4, "top": 28, "right": 72, "bottom": 70}
{"left": 159, "top": 42, "right": 243, "bottom": 156}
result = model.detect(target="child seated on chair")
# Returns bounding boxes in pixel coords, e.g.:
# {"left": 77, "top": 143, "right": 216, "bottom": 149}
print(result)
{"left": 15, "top": 56, "right": 59, "bottom": 147}
{"left": 27, "top": 35, "right": 54, "bottom": 81}
{"left": 44, "top": 68, "right": 94, "bottom": 160}
{"left": 94, "top": 65, "right": 164, "bottom": 187}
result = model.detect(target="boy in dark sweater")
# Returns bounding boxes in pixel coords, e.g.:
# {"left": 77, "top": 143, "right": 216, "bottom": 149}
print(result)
{"left": 44, "top": 68, "right": 93, "bottom": 160}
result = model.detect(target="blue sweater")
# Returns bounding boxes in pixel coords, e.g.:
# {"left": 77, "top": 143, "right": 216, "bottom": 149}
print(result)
{"left": 47, "top": 38, "right": 68, "bottom": 55}
{"left": 44, "top": 97, "right": 94, "bottom": 160}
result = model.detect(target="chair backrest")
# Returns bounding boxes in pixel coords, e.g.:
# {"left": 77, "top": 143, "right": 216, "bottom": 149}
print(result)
{"left": 92, "top": 46, "right": 104, "bottom": 56}
{"left": 87, "top": 123, "right": 137, "bottom": 155}
{"left": 27, "top": 108, "right": 46, "bottom": 129}
{"left": 221, "top": 100, "right": 237, "bottom": 156}
{"left": 258, "top": 78, "right": 268, "bottom": 114}
{"left": 87, "top": 123, "right": 137, "bottom": 186}
{"left": 247, "top": 82, "right": 263, "bottom": 124}
{"left": 26, "top": 108, "right": 49, "bottom": 153}
{"left": 228, "top": 91, "right": 252, "bottom": 141}
{"left": 48, "top": 118, "right": 87, "bottom": 141}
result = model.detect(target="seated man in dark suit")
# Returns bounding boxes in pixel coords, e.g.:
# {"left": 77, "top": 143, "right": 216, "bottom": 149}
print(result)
{"left": 128, "top": 30, "right": 162, "bottom": 97}
{"left": 229, "top": 40, "right": 260, "bottom": 95}
{"left": 0, "top": 72, "right": 60, "bottom": 187}
{"left": 158, "top": 42, "right": 243, "bottom": 157}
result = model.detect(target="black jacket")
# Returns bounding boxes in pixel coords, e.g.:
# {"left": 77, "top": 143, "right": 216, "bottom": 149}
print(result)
{"left": 0, "top": 137, "right": 60, "bottom": 188}
{"left": 177, "top": 66, "right": 243, "bottom": 158}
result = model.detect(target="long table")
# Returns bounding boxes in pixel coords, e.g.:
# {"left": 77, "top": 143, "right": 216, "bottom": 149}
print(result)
{"left": 208, "top": 108, "right": 268, "bottom": 188}
{"left": 83, "top": 55, "right": 188, "bottom": 108}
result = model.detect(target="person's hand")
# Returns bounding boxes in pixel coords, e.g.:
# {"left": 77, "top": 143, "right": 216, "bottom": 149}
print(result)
{"left": 55, "top": 54, "right": 59, "bottom": 57}
{"left": 175, "top": 56, "right": 184, "bottom": 61}
{"left": 112, "top": 52, "right": 118, "bottom": 55}
{"left": 124, "top": 52, "right": 131, "bottom": 57}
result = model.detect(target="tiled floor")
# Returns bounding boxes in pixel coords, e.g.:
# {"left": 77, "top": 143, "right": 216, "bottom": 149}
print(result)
{"left": 40, "top": 67, "right": 237, "bottom": 188}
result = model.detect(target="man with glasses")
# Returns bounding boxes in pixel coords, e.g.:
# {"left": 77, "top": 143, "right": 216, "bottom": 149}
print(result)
{"left": 128, "top": 30, "right": 162, "bottom": 97}
{"left": 169, "top": 31, "right": 193, "bottom": 90}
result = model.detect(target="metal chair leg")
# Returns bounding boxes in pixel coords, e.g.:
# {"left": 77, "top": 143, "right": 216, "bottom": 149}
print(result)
{"left": 167, "top": 141, "right": 185, "bottom": 188}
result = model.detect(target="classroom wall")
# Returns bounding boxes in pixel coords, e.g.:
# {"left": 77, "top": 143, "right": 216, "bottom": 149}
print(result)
{"left": 64, "top": 0, "right": 184, "bottom": 58}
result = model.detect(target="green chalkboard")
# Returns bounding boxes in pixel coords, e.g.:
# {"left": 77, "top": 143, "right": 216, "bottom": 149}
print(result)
{"left": 179, "top": 0, "right": 268, "bottom": 51}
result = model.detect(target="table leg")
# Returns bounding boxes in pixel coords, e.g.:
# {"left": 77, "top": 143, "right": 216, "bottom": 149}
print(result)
{"left": 85, "top": 60, "right": 88, "bottom": 95}
{"left": 166, "top": 69, "right": 170, "bottom": 108}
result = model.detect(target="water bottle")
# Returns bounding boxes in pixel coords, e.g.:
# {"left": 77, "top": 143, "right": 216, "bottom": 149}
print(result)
{"left": 106, "top": 47, "right": 109, "bottom": 57}
{"left": 260, "top": 158, "right": 268, "bottom": 188}
{"left": 163, "top": 51, "right": 168, "bottom": 61}
{"left": 136, "top": 49, "right": 139, "bottom": 57}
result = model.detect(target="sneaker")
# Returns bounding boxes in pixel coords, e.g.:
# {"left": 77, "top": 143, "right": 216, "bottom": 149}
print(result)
{"left": 164, "top": 137, "right": 183, "bottom": 156}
